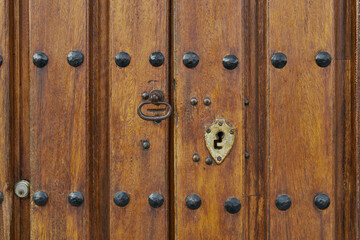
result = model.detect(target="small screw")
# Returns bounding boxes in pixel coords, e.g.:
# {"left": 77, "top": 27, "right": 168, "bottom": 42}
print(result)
{"left": 203, "top": 97, "right": 211, "bottom": 106}
{"left": 205, "top": 157, "right": 213, "bottom": 165}
{"left": 206, "top": 128, "right": 211, "bottom": 133}
{"left": 245, "top": 152, "right": 250, "bottom": 159}
{"left": 142, "top": 141, "right": 150, "bottom": 150}
{"left": 218, "top": 121, "right": 223, "bottom": 126}
{"left": 192, "top": 154, "right": 200, "bottom": 162}
{"left": 217, "top": 156, "right": 222, "bottom": 161}
{"left": 244, "top": 99, "right": 249, "bottom": 106}
{"left": 230, "top": 129, "right": 235, "bottom": 134}
{"left": 190, "top": 97, "right": 198, "bottom": 106}
{"left": 142, "top": 92, "right": 149, "bottom": 100}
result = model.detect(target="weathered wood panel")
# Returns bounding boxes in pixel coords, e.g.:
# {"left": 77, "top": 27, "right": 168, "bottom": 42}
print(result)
{"left": 109, "top": 1, "right": 170, "bottom": 239}
{"left": 268, "top": 0, "right": 336, "bottom": 238}
{"left": 174, "top": 0, "right": 245, "bottom": 238}
{"left": 29, "top": 0, "right": 90, "bottom": 238}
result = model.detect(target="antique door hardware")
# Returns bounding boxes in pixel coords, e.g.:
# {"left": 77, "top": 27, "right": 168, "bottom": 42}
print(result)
{"left": 137, "top": 89, "right": 172, "bottom": 121}
{"left": 14, "top": 180, "right": 30, "bottom": 198}
{"left": 204, "top": 118, "right": 235, "bottom": 164}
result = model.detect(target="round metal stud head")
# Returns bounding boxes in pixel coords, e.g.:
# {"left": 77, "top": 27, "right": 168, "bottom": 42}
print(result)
{"left": 33, "top": 191, "right": 48, "bottom": 206}
{"left": 33, "top": 52, "right": 48, "bottom": 68}
{"left": 316, "top": 51, "right": 332, "bottom": 68}
{"left": 192, "top": 154, "right": 200, "bottom": 162}
{"left": 0, "top": 192, "right": 3, "bottom": 204}
{"left": 183, "top": 52, "right": 199, "bottom": 68}
{"left": 142, "top": 92, "right": 149, "bottom": 100}
{"left": 245, "top": 152, "right": 250, "bottom": 159}
{"left": 15, "top": 180, "right": 30, "bottom": 198}
{"left": 67, "top": 51, "right": 84, "bottom": 67}
{"left": 0, "top": 55, "right": 3, "bottom": 67}
{"left": 68, "top": 192, "right": 84, "bottom": 207}
{"left": 223, "top": 54, "right": 239, "bottom": 70}
{"left": 149, "top": 52, "right": 165, "bottom": 67}
{"left": 205, "top": 157, "right": 213, "bottom": 165}
{"left": 225, "top": 197, "right": 241, "bottom": 214}
{"left": 275, "top": 194, "right": 291, "bottom": 211}
{"left": 114, "top": 191, "right": 130, "bottom": 207}
{"left": 186, "top": 194, "right": 201, "bottom": 210}
{"left": 190, "top": 97, "right": 198, "bottom": 106}
{"left": 148, "top": 193, "right": 164, "bottom": 208}
{"left": 142, "top": 140, "right": 150, "bottom": 150}
{"left": 115, "top": 52, "right": 131, "bottom": 67}
{"left": 203, "top": 97, "right": 211, "bottom": 106}
{"left": 314, "top": 193, "right": 330, "bottom": 210}
{"left": 271, "top": 52, "right": 287, "bottom": 69}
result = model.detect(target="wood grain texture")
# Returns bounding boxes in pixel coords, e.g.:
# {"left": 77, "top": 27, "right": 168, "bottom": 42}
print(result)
{"left": 268, "top": 0, "right": 336, "bottom": 239}
{"left": 29, "top": 0, "right": 90, "bottom": 239}
{"left": 173, "top": 0, "right": 245, "bottom": 238}
{"left": 0, "top": 0, "right": 13, "bottom": 239}
{"left": 109, "top": 1, "right": 170, "bottom": 239}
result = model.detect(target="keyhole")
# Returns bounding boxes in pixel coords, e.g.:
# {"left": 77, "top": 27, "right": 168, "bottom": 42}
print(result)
{"left": 18, "top": 190, "right": 24, "bottom": 196}
{"left": 214, "top": 131, "right": 224, "bottom": 149}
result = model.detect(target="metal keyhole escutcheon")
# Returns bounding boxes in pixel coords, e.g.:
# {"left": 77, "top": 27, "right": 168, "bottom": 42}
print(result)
{"left": 137, "top": 89, "right": 172, "bottom": 121}
{"left": 15, "top": 180, "right": 30, "bottom": 198}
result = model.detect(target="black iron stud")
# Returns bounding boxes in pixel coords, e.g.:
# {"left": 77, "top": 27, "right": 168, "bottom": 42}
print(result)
{"left": 68, "top": 192, "right": 84, "bottom": 207}
{"left": 183, "top": 52, "right": 199, "bottom": 68}
{"left": 190, "top": 97, "right": 198, "bottom": 106}
{"left": 244, "top": 99, "right": 249, "bottom": 106}
{"left": 186, "top": 194, "right": 201, "bottom": 210}
{"left": 314, "top": 193, "right": 330, "bottom": 210}
{"left": 245, "top": 152, "right": 250, "bottom": 159}
{"left": 33, "top": 191, "right": 48, "bottom": 206}
{"left": 142, "top": 92, "right": 149, "bottom": 100}
{"left": 316, "top": 52, "right": 332, "bottom": 67}
{"left": 223, "top": 55, "right": 239, "bottom": 70}
{"left": 148, "top": 193, "right": 164, "bottom": 208}
{"left": 33, "top": 52, "right": 48, "bottom": 68}
{"left": 115, "top": 52, "right": 131, "bottom": 67}
{"left": 225, "top": 197, "right": 241, "bottom": 214}
{"left": 149, "top": 52, "right": 165, "bottom": 67}
{"left": 67, "top": 51, "right": 84, "bottom": 67}
{"left": 271, "top": 52, "right": 287, "bottom": 69}
{"left": 142, "top": 140, "right": 150, "bottom": 150}
{"left": 0, "top": 192, "right": 3, "bottom": 204}
{"left": 205, "top": 157, "right": 213, "bottom": 165}
{"left": 204, "top": 97, "right": 211, "bottom": 106}
{"left": 275, "top": 194, "right": 291, "bottom": 211}
{"left": 230, "top": 129, "right": 235, "bottom": 134}
{"left": 193, "top": 154, "right": 200, "bottom": 162}
{"left": 0, "top": 55, "right": 3, "bottom": 67}
{"left": 114, "top": 191, "right": 130, "bottom": 207}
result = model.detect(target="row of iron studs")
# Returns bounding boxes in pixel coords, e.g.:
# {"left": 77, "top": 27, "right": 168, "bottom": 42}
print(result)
{"left": 29, "top": 51, "right": 239, "bottom": 69}
{"left": 0, "top": 50, "right": 331, "bottom": 69}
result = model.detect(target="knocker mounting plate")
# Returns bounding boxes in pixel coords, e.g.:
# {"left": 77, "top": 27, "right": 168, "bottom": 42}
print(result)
{"left": 204, "top": 118, "right": 235, "bottom": 164}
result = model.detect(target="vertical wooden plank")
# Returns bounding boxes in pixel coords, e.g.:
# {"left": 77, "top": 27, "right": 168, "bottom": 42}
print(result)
{"left": 109, "top": 1, "right": 169, "bottom": 239}
{"left": 268, "top": 1, "right": 336, "bottom": 239}
{"left": 29, "top": 0, "right": 90, "bottom": 239}
{"left": 0, "top": 0, "right": 12, "bottom": 239}
{"left": 174, "top": 0, "right": 245, "bottom": 239}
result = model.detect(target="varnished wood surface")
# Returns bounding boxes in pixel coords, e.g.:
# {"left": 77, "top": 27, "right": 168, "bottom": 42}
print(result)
{"left": 0, "top": 0, "right": 358, "bottom": 239}
{"left": 173, "top": 0, "right": 245, "bottom": 238}
{"left": 268, "top": 0, "right": 336, "bottom": 239}
{"left": 29, "top": 0, "right": 90, "bottom": 238}
{"left": 0, "top": 0, "right": 12, "bottom": 239}
{"left": 109, "top": 0, "right": 170, "bottom": 239}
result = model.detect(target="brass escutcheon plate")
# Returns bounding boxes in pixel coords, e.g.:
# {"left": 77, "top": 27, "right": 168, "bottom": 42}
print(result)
{"left": 204, "top": 118, "right": 235, "bottom": 164}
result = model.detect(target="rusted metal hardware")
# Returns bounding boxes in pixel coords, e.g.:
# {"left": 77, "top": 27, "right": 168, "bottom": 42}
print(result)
{"left": 137, "top": 89, "right": 172, "bottom": 121}
{"left": 33, "top": 191, "right": 48, "bottom": 206}
{"left": 185, "top": 194, "right": 201, "bottom": 210}
{"left": 68, "top": 192, "right": 84, "bottom": 207}
{"left": 204, "top": 118, "right": 235, "bottom": 164}
{"left": 148, "top": 193, "right": 164, "bottom": 208}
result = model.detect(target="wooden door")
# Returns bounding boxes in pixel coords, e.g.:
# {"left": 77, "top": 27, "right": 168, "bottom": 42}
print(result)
{"left": 0, "top": 0, "right": 359, "bottom": 239}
